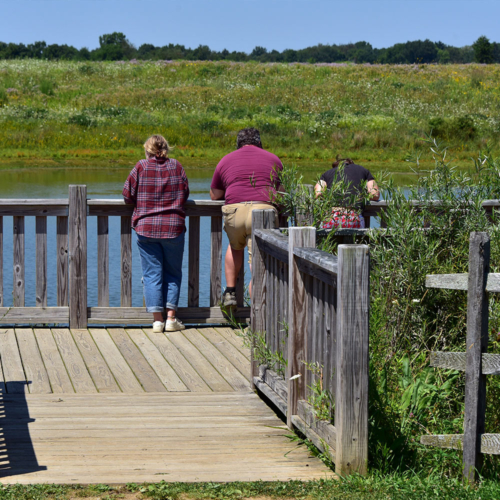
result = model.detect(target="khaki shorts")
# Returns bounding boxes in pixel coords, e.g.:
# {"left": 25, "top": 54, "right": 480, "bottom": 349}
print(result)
{"left": 222, "top": 202, "right": 278, "bottom": 264}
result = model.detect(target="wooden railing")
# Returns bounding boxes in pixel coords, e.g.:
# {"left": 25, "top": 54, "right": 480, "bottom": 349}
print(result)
{"left": 0, "top": 185, "right": 247, "bottom": 327}
{"left": 422, "top": 232, "right": 500, "bottom": 482}
{"left": 250, "top": 209, "right": 370, "bottom": 476}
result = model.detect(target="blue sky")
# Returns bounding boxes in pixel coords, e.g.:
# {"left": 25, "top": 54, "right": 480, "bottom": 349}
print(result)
{"left": 1, "top": 0, "right": 498, "bottom": 52}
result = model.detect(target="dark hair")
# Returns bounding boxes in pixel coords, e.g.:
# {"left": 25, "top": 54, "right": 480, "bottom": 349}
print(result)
{"left": 236, "top": 128, "right": 262, "bottom": 149}
{"left": 332, "top": 154, "right": 354, "bottom": 168}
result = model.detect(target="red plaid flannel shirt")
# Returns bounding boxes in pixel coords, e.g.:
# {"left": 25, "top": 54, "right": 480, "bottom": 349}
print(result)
{"left": 123, "top": 158, "right": 189, "bottom": 239}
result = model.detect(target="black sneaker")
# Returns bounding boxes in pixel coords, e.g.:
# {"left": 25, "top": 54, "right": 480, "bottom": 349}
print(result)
{"left": 222, "top": 290, "right": 237, "bottom": 307}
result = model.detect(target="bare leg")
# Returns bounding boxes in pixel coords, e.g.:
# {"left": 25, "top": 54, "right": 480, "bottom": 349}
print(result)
{"left": 153, "top": 312, "right": 163, "bottom": 323}
{"left": 166, "top": 308, "right": 176, "bottom": 319}
{"left": 225, "top": 245, "right": 244, "bottom": 287}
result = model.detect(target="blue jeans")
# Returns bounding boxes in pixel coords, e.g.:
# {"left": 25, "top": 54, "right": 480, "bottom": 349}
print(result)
{"left": 136, "top": 233, "right": 185, "bottom": 312}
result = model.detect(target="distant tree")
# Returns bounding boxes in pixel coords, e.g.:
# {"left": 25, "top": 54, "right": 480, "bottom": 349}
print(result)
{"left": 94, "top": 32, "right": 135, "bottom": 60}
{"left": 192, "top": 44, "right": 211, "bottom": 60}
{"left": 473, "top": 35, "right": 493, "bottom": 63}
{"left": 27, "top": 41, "right": 46, "bottom": 58}
{"left": 250, "top": 46, "right": 267, "bottom": 58}
{"left": 437, "top": 49, "right": 451, "bottom": 64}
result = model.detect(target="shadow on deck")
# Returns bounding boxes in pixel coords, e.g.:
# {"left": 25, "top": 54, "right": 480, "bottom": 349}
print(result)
{"left": 0, "top": 327, "right": 333, "bottom": 484}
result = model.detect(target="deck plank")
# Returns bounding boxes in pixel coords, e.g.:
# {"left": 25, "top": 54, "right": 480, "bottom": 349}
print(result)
{"left": 215, "top": 326, "right": 250, "bottom": 358}
{"left": 15, "top": 328, "right": 51, "bottom": 394}
{"left": 184, "top": 329, "right": 251, "bottom": 391}
{"left": 34, "top": 329, "right": 74, "bottom": 394}
{"left": 199, "top": 327, "right": 251, "bottom": 378}
{"left": 0, "top": 391, "right": 333, "bottom": 484}
{"left": 0, "top": 328, "right": 27, "bottom": 393}
{"left": 145, "top": 330, "right": 211, "bottom": 392}
{"left": 51, "top": 329, "right": 96, "bottom": 394}
{"left": 72, "top": 329, "right": 120, "bottom": 393}
{"left": 89, "top": 329, "right": 142, "bottom": 393}
{"left": 126, "top": 329, "right": 188, "bottom": 392}
{"left": 108, "top": 328, "right": 166, "bottom": 392}
{"left": 168, "top": 330, "right": 233, "bottom": 392}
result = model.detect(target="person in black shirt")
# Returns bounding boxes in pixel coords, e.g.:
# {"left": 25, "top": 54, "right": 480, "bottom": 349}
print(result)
{"left": 314, "top": 157, "right": 379, "bottom": 228}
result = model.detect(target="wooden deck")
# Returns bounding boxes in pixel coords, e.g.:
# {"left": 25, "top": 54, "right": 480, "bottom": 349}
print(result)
{"left": 0, "top": 327, "right": 333, "bottom": 483}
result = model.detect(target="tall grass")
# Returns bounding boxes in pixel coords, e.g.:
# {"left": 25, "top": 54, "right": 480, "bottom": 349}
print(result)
{"left": 0, "top": 60, "right": 498, "bottom": 166}
{"left": 276, "top": 139, "right": 500, "bottom": 478}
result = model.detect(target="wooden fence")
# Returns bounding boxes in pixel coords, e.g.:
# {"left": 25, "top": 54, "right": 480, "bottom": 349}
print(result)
{"left": 250, "top": 209, "right": 370, "bottom": 476}
{"left": 422, "top": 232, "right": 500, "bottom": 482}
{"left": 0, "top": 185, "right": 248, "bottom": 328}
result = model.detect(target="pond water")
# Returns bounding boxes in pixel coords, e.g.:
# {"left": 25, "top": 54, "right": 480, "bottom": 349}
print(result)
{"left": 0, "top": 164, "right": 393, "bottom": 310}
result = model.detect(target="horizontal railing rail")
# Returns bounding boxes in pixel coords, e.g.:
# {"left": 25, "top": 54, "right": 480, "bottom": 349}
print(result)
{"left": 0, "top": 186, "right": 248, "bottom": 327}
{"left": 251, "top": 209, "right": 369, "bottom": 476}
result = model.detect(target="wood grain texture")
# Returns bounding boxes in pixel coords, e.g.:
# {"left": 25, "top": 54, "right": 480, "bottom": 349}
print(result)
{"left": 0, "top": 307, "right": 69, "bottom": 324}
{"left": 120, "top": 216, "right": 132, "bottom": 307}
{"left": 264, "top": 368, "right": 288, "bottom": 402}
{"left": 215, "top": 327, "right": 250, "bottom": 358}
{"left": 13, "top": 215, "right": 25, "bottom": 307}
{"left": 108, "top": 328, "right": 166, "bottom": 392}
{"left": 35, "top": 216, "right": 48, "bottom": 307}
{"left": 253, "top": 230, "right": 289, "bottom": 263}
{"left": 168, "top": 330, "right": 233, "bottom": 392}
{"left": 287, "top": 227, "right": 316, "bottom": 428}
{"left": 72, "top": 329, "right": 120, "bottom": 393}
{"left": 463, "top": 232, "right": 490, "bottom": 482}
{"left": 188, "top": 215, "right": 200, "bottom": 307}
{"left": 250, "top": 210, "right": 277, "bottom": 385}
{"left": 426, "top": 272, "right": 500, "bottom": 293}
{"left": 0, "top": 202, "right": 68, "bottom": 217}
{"left": 335, "top": 244, "right": 370, "bottom": 476}
{"left": 56, "top": 216, "right": 68, "bottom": 307}
{"left": 97, "top": 216, "right": 109, "bottom": 307}
{"left": 421, "top": 434, "right": 500, "bottom": 455}
{"left": 253, "top": 377, "right": 288, "bottom": 417}
{"left": 298, "top": 400, "right": 337, "bottom": 454}
{"left": 430, "top": 351, "right": 500, "bottom": 375}
{"left": 89, "top": 328, "right": 142, "bottom": 393}
{"left": 0, "top": 328, "right": 27, "bottom": 393}
{"left": 127, "top": 329, "right": 188, "bottom": 392}
{"left": 184, "top": 329, "right": 250, "bottom": 391}
{"left": 210, "top": 216, "right": 222, "bottom": 307}
{"left": 146, "top": 330, "right": 211, "bottom": 392}
{"left": 200, "top": 327, "right": 250, "bottom": 379}
{"left": 68, "top": 185, "right": 87, "bottom": 329}
{"left": 15, "top": 328, "right": 51, "bottom": 394}
{"left": 52, "top": 328, "right": 96, "bottom": 394}
{"left": 34, "top": 329, "right": 74, "bottom": 393}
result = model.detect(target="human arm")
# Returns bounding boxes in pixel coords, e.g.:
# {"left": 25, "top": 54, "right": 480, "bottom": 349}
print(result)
{"left": 314, "top": 180, "right": 327, "bottom": 198}
{"left": 122, "top": 163, "right": 140, "bottom": 204}
{"left": 210, "top": 188, "right": 225, "bottom": 200}
{"left": 366, "top": 179, "right": 380, "bottom": 201}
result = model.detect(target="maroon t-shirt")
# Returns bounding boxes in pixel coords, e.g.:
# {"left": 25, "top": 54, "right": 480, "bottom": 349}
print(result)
{"left": 211, "top": 146, "right": 283, "bottom": 205}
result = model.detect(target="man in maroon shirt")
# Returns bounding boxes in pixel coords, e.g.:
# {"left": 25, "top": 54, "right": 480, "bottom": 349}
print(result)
{"left": 210, "top": 128, "right": 282, "bottom": 307}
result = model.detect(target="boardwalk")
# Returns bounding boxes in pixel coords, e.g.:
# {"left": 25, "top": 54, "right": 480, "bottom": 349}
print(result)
{"left": 0, "top": 327, "right": 333, "bottom": 484}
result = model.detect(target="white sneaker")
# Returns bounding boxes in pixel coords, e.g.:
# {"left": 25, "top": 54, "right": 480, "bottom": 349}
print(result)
{"left": 165, "top": 318, "right": 185, "bottom": 332}
{"left": 152, "top": 321, "right": 165, "bottom": 333}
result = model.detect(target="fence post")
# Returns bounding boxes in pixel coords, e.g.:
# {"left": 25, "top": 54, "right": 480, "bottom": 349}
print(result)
{"left": 286, "top": 226, "right": 316, "bottom": 428}
{"left": 68, "top": 185, "right": 88, "bottom": 329}
{"left": 463, "top": 232, "right": 490, "bottom": 482}
{"left": 250, "top": 209, "right": 277, "bottom": 386}
{"left": 336, "top": 244, "right": 370, "bottom": 476}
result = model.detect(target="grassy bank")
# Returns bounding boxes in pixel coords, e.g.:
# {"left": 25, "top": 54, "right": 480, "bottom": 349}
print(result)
{"left": 0, "top": 60, "right": 498, "bottom": 168}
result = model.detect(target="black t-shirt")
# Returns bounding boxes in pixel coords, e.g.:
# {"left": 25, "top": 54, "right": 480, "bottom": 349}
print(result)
{"left": 319, "top": 163, "right": 375, "bottom": 210}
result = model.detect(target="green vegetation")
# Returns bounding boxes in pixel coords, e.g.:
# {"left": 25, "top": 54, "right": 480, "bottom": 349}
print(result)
{"left": 2, "top": 32, "right": 500, "bottom": 64}
{"left": 2, "top": 476, "right": 500, "bottom": 500}
{"left": 274, "top": 138, "right": 500, "bottom": 479}
{"left": 0, "top": 60, "right": 498, "bottom": 169}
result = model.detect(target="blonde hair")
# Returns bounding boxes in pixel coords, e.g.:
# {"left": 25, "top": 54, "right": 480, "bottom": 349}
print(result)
{"left": 143, "top": 134, "right": 171, "bottom": 159}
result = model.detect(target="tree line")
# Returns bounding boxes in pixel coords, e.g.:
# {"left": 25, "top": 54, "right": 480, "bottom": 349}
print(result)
{"left": 0, "top": 33, "right": 498, "bottom": 64}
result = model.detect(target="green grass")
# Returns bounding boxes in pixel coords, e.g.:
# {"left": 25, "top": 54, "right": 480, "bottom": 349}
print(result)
{"left": 0, "top": 60, "right": 499, "bottom": 168}
{"left": 2, "top": 475, "right": 500, "bottom": 500}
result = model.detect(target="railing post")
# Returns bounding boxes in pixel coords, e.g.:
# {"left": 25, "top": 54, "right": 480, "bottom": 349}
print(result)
{"left": 210, "top": 216, "right": 222, "bottom": 307}
{"left": 336, "top": 244, "right": 369, "bottom": 476}
{"left": 286, "top": 226, "right": 316, "bottom": 428}
{"left": 250, "top": 209, "right": 277, "bottom": 386}
{"left": 463, "top": 232, "right": 489, "bottom": 482}
{"left": 68, "top": 185, "right": 88, "bottom": 329}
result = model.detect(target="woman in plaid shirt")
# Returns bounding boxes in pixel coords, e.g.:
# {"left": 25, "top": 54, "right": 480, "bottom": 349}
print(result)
{"left": 123, "top": 135, "right": 189, "bottom": 333}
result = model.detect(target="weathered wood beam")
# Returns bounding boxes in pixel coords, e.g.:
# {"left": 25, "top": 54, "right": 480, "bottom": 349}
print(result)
{"left": 463, "top": 232, "right": 490, "bottom": 482}
{"left": 421, "top": 434, "right": 500, "bottom": 455}
{"left": 430, "top": 352, "right": 500, "bottom": 375}
{"left": 293, "top": 247, "right": 338, "bottom": 286}
{"left": 291, "top": 414, "right": 336, "bottom": 462}
{"left": 264, "top": 368, "right": 288, "bottom": 402}
{"left": 254, "top": 229, "right": 289, "bottom": 263}
{"left": 0, "top": 307, "right": 69, "bottom": 323}
{"left": 426, "top": 273, "right": 500, "bottom": 293}
{"left": 297, "top": 400, "right": 336, "bottom": 454}
{"left": 253, "top": 377, "right": 287, "bottom": 417}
